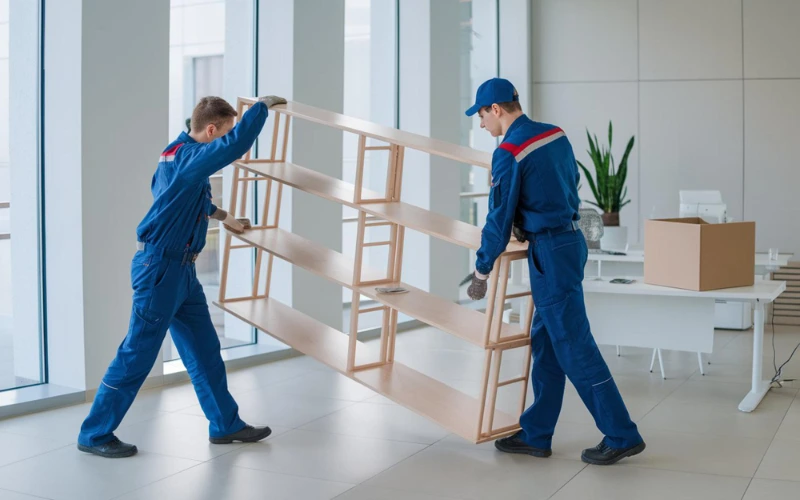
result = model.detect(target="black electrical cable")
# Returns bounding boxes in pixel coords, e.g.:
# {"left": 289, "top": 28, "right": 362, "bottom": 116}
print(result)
{"left": 770, "top": 307, "right": 800, "bottom": 385}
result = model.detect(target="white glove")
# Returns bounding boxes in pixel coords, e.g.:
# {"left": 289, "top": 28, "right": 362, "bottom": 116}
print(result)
{"left": 258, "top": 95, "right": 287, "bottom": 108}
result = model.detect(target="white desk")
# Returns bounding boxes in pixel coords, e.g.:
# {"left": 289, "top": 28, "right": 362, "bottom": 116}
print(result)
{"left": 582, "top": 278, "right": 786, "bottom": 412}
{"left": 587, "top": 251, "right": 792, "bottom": 278}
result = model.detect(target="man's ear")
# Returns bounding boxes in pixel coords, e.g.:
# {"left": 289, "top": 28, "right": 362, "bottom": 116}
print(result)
{"left": 491, "top": 103, "right": 502, "bottom": 116}
{"left": 206, "top": 123, "right": 217, "bottom": 138}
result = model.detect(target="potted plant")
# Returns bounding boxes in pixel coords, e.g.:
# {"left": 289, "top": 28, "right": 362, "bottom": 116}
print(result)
{"left": 577, "top": 121, "right": 634, "bottom": 250}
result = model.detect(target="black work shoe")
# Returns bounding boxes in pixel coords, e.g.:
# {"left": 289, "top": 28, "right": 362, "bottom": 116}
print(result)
{"left": 209, "top": 425, "right": 272, "bottom": 444}
{"left": 494, "top": 431, "right": 552, "bottom": 458}
{"left": 581, "top": 440, "right": 646, "bottom": 465}
{"left": 77, "top": 437, "right": 138, "bottom": 459}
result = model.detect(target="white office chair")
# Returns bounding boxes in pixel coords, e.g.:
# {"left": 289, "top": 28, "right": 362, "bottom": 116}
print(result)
{"left": 649, "top": 348, "right": 707, "bottom": 379}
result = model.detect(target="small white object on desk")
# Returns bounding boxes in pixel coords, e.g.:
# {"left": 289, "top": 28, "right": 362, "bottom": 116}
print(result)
{"left": 582, "top": 278, "right": 786, "bottom": 413}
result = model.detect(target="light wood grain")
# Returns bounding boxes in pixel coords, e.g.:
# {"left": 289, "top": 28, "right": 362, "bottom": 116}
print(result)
{"left": 236, "top": 160, "right": 527, "bottom": 252}
{"left": 215, "top": 298, "right": 376, "bottom": 372}
{"left": 356, "top": 281, "right": 526, "bottom": 348}
{"left": 353, "top": 362, "right": 519, "bottom": 442}
{"left": 233, "top": 227, "right": 385, "bottom": 288}
{"left": 239, "top": 99, "right": 493, "bottom": 169}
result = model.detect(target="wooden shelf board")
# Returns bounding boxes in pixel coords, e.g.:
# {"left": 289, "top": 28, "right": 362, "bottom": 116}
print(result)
{"left": 357, "top": 281, "right": 527, "bottom": 348}
{"left": 216, "top": 297, "right": 519, "bottom": 442}
{"left": 233, "top": 227, "right": 386, "bottom": 287}
{"left": 215, "top": 297, "right": 377, "bottom": 372}
{"left": 353, "top": 362, "right": 519, "bottom": 441}
{"left": 235, "top": 161, "right": 527, "bottom": 254}
{"left": 241, "top": 99, "right": 492, "bottom": 169}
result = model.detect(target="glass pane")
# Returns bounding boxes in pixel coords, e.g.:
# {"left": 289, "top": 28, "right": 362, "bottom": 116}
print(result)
{"left": 1, "top": 0, "right": 44, "bottom": 391}
{"left": 342, "top": 0, "right": 397, "bottom": 308}
{"left": 164, "top": 0, "right": 254, "bottom": 361}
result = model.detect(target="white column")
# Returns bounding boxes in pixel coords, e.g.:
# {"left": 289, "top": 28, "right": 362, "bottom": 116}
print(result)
{"left": 43, "top": 0, "right": 170, "bottom": 391}
{"left": 42, "top": 0, "right": 86, "bottom": 390}
{"left": 290, "top": 0, "right": 345, "bottom": 330}
{"left": 9, "top": 0, "right": 42, "bottom": 382}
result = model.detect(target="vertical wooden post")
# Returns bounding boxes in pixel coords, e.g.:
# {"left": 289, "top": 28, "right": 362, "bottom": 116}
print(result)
{"left": 281, "top": 115, "right": 291, "bottom": 161}
{"left": 353, "top": 135, "right": 367, "bottom": 204}
{"left": 392, "top": 146, "right": 405, "bottom": 201}
{"left": 490, "top": 257, "right": 511, "bottom": 344}
{"left": 476, "top": 349, "right": 493, "bottom": 439}
{"left": 485, "top": 349, "right": 503, "bottom": 434}
{"left": 379, "top": 306, "right": 390, "bottom": 363}
{"left": 353, "top": 210, "right": 367, "bottom": 286}
{"left": 219, "top": 163, "right": 243, "bottom": 302}
{"left": 482, "top": 268, "right": 501, "bottom": 345}
{"left": 347, "top": 291, "right": 361, "bottom": 372}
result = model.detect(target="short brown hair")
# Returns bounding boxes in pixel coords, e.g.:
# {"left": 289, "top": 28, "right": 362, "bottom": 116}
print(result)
{"left": 190, "top": 97, "right": 237, "bottom": 132}
{"left": 480, "top": 101, "right": 522, "bottom": 114}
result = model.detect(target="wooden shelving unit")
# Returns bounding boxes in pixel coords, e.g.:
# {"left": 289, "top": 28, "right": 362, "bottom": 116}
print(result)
{"left": 215, "top": 98, "right": 533, "bottom": 443}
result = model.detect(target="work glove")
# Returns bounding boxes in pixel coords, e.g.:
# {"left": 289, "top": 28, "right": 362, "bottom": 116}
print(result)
{"left": 258, "top": 95, "right": 287, "bottom": 108}
{"left": 512, "top": 224, "right": 527, "bottom": 243}
{"left": 224, "top": 214, "right": 251, "bottom": 235}
{"left": 460, "top": 271, "right": 489, "bottom": 300}
{"left": 512, "top": 213, "right": 527, "bottom": 243}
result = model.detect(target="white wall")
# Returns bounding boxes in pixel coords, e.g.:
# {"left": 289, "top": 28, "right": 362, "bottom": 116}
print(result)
{"left": 531, "top": 0, "right": 800, "bottom": 253}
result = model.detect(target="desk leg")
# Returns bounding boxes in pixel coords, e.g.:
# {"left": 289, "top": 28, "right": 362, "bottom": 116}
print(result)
{"left": 739, "top": 300, "right": 772, "bottom": 412}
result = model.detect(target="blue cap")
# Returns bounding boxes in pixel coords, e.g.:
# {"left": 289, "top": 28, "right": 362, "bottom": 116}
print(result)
{"left": 465, "top": 78, "right": 519, "bottom": 116}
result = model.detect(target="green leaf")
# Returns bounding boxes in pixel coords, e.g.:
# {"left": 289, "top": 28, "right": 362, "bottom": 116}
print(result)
{"left": 577, "top": 160, "right": 600, "bottom": 203}
{"left": 608, "top": 121, "right": 613, "bottom": 152}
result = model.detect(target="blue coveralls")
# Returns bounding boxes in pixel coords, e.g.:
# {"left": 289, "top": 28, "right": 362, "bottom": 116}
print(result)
{"left": 476, "top": 114, "right": 643, "bottom": 450}
{"left": 78, "top": 102, "right": 269, "bottom": 447}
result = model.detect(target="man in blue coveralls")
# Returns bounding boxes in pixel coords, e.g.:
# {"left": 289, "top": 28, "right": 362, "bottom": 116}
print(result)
{"left": 463, "top": 78, "right": 645, "bottom": 465}
{"left": 77, "top": 95, "right": 286, "bottom": 458}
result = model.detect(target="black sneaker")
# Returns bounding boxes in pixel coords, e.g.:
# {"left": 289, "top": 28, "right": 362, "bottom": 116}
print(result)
{"left": 581, "top": 440, "right": 646, "bottom": 465}
{"left": 77, "top": 437, "right": 138, "bottom": 459}
{"left": 494, "top": 431, "right": 552, "bottom": 458}
{"left": 209, "top": 425, "right": 272, "bottom": 444}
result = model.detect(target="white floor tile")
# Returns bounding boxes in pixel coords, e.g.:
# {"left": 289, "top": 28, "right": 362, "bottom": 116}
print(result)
{"left": 179, "top": 391, "right": 353, "bottom": 429}
{"left": 0, "top": 490, "right": 49, "bottom": 500}
{"left": 637, "top": 381, "right": 795, "bottom": 439}
{"left": 550, "top": 465, "right": 750, "bottom": 500}
{"left": 256, "top": 371, "right": 377, "bottom": 402}
{"left": 224, "top": 356, "right": 321, "bottom": 393}
{"left": 755, "top": 438, "right": 800, "bottom": 482}
{"left": 743, "top": 478, "right": 800, "bottom": 499}
{"left": 774, "top": 397, "right": 800, "bottom": 441}
{"left": 0, "top": 432, "right": 70, "bottom": 468}
{"left": 212, "top": 429, "right": 425, "bottom": 484}
{"left": 626, "top": 429, "right": 771, "bottom": 477}
{"left": 334, "top": 485, "right": 465, "bottom": 500}
{"left": 0, "top": 402, "right": 163, "bottom": 444}
{"left": 0, "top": 445, "right": 199, "bottom": 500}
{"left": 114, "top": 461, "right": 353, "bottom": 500}
{"left": 114, "top": 412, "right": 289, "bottom": 462}
{"left": 300, "top": 402, "right": 450, "bottom": 444}
{"left": 363, "top": 445, "right": 585, "bottom": 500}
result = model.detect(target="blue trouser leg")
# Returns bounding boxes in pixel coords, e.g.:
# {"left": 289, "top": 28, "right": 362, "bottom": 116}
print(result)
{"left": 520, "top": 228, "right": 643, "bottom": 450}
{"left": 79, "top": 250, "right": 246, "bottom": 446}
{"left": 519, "top": 311, "right": 566, "bottom": 449}
{"left": 169, "top": 271, "right": 245, "bottom": 438}
{"left": 79, "top": 252, "right": 180, "bottom": 447}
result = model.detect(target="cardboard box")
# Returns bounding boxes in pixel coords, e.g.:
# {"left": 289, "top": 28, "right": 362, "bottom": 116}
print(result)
{"left": 644, "top": 218, "right": 755, "bottom": 291}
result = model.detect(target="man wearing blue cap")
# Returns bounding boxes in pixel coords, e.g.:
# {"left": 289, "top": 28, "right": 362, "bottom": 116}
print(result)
{"left": 463, "top": 78, "right": 645, "bottom": 465}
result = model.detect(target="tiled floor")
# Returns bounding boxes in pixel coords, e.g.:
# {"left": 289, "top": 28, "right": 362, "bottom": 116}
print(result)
{"left": 1, "top": 325, "right": 800, "bottom": 499}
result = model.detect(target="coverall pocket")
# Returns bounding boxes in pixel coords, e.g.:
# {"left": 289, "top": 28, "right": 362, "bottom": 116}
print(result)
{"left": 551, "top": 230, "right": 581, "bottom": 251}
{"left": 529, "top": 243, "right": 545, "bottom": 277}
{"left": 132, "top": 305, "right": 162, "bottom": 328}
{"left": 151, "top": 257, "right": 172, "bottom": 289}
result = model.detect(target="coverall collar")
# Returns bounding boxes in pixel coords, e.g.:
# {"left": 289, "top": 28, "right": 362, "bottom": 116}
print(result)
{"left": 503, "top": 113, "right": 528, "bottom": 139}
{"left": 178, "top": 131, "right": 197, "bottom": 144}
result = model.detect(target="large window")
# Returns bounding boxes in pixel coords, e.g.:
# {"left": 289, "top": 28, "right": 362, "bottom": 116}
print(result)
{"left": 1, "top": 0, "right": 45, "bottom": 391}
{"left": 341, "top": 0, "right": 398, "bottom": 316}
{"left": 165, "top": 0, "right": 254, "bottom": 361}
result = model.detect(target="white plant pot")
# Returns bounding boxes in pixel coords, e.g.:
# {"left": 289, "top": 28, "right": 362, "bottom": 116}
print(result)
{"left": 600, "top": 226, "right": 628, "bottom": 252}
